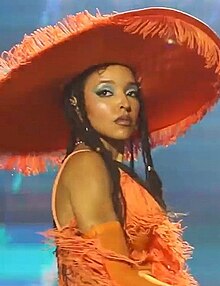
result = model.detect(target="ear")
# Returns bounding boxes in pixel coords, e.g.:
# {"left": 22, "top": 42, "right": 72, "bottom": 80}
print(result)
{"left": 70, "top": 95, "right": 83, "bottom": 122}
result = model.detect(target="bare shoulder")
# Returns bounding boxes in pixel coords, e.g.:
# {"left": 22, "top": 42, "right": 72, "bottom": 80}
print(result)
{"left": 61, "top": 150, "right": 111, "bottom": 185}
{"left": 58, "top": 151, "right": 117, "bottom": 232}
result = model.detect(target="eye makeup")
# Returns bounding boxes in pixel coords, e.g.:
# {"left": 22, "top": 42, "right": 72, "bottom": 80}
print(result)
{"left": 125, "top": 83, "right": 139, "bottom": 97}
{"left": 93, "top": 82, "right": 139, "bottom": 97}
{"left": 93, "top": 83, "right": 114, "bottom": 97}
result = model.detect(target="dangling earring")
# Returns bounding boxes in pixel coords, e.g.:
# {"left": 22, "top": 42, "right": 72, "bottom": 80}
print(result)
{"left": 70, "top": 95, "right": 90, "bottom": 146}
{"left": 69, "top": 95, "right": 83, "bottom": 121}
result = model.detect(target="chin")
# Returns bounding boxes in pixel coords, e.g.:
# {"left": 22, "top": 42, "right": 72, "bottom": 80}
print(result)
{"left": 104, "top": 131, "right": 134, "bottom": 141}
{"left": 96, "top": 126, "right": 136, "bottom": 142}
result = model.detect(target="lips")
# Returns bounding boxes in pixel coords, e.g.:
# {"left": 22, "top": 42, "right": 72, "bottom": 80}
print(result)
{"left": 114, "top": 115, "right": 132, "bottom": 126}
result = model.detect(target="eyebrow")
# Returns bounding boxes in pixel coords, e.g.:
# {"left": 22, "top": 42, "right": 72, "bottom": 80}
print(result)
{"left": 98, "top": 80, "right": 138, "bottom": 86}
{"left": 98, "top": 80, "right": 115, "bottom": 84}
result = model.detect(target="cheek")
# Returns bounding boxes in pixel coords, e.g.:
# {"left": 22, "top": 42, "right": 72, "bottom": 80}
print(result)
{"left": 86, "top": 100, "right": 112, "bottom": 123}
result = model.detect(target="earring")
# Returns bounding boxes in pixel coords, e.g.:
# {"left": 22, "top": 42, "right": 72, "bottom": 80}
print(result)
{"left": 69, "top": 96, "right": 77, "bottom": 106}
{"left": 70, "top": 95, "right": 83, "bottom": 121}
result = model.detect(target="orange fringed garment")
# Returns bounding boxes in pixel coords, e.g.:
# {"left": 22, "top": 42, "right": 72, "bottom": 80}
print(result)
{"left": 44, "top": 169, "right": 198, "bottom": 286}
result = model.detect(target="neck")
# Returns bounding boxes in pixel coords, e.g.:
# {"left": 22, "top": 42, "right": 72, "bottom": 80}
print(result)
{"left": 100, "top": 137, "right": 124, "bottom": 162}
{"left": 74, "top": 137, "right": 125, "bottom": 162}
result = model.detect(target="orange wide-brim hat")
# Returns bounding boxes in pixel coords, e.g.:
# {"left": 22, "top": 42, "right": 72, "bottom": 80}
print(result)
{"left": 0, "top": 7, "right": 220, "bottom": 175}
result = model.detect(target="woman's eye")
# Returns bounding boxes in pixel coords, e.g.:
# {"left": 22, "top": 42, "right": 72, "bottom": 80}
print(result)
{"left": 126, "top": 90, "right": 138, "bottom": 97}
{"left": 96, "top": 89, "right": 113, "bottom": 97}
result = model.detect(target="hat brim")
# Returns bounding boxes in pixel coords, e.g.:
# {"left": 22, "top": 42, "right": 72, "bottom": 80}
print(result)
{"left": 0, "top": 8, "right": 219, "bottom": 174}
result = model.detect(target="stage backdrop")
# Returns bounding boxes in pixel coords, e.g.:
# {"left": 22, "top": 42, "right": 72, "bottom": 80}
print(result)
{"left": 0, "top": 1, "right": 220, "bottom": 285}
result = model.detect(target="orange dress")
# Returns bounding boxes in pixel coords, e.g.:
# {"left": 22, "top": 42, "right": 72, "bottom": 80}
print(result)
{"left": 44, "top": 151, "right": 198, "bottom": 286}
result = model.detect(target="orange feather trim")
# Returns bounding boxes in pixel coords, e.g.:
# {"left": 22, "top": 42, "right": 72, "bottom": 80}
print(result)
{"left": 41, "top": 170, "right": 199, "bottom": 285}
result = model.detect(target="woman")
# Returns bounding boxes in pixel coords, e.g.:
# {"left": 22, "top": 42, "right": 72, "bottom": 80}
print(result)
{"left": 0, "top": 7, "right": 219, "bottom": 286}
{"left": 48, "top": 60, "right": 198, "bottom": 286}
{"left": 52, "top": 63, "right": 170, "bottom": 285}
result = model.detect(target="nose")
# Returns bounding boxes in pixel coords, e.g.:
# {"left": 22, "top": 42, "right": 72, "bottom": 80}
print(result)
{"left": 118, "top": 92, "right": 131, "bottom": 112}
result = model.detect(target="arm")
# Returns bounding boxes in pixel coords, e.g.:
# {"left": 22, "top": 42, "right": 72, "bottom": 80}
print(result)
{"left": 59, "top": 150, "right": 117, "bottom": 233}
{"left": 58, "top": 151, "right": 169, "bottom": 286}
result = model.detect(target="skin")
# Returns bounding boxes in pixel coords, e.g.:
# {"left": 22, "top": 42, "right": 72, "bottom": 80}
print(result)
{"left": 55, "top": 65, "right": 140, "bottom": 231}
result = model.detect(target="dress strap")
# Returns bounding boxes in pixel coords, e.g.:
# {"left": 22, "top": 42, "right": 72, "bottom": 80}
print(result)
{"left": 52, "top": 149, "right": 91, "bottom": 230}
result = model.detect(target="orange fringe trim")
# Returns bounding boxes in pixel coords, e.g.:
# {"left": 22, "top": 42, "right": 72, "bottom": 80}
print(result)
{"left": 0, "top": 150, "right": 64, "bottom": 175}
{"left": 114, "top": 11, "right": 220, "bottom": 150}
{"left": 0, "top": 10, "right": 219, "bottom": 174}
{"left": 0, "top": 11, "right": 110, "bottom": 81}
{"left": 43, "top": 223, "right": 127, "bottom": 285}
{"left": 1, "top": 11, "right": 219, "bottom": 79}
{"left": 42, "top": 170, "right": 199, "bottom": 285}
{"left": 120, "top": 171, "right": 198, "bottom": 286}
{"left": 150, "top": 95, "right": 219, "bottom": 148}
{"left": 113, "top": 12, "right": 220, "bottom": 73}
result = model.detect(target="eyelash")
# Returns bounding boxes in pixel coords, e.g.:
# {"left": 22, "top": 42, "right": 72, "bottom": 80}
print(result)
{"left": 96, "top": 89, "right": 139, "bottom": 97}
{"left": 126, "top": 90, "right": 139, "bottom": 97}
{"left": 96, "top": 89, "right": 113, "bottom": 97}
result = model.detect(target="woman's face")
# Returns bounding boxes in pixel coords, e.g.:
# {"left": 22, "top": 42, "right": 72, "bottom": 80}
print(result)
{"left": 84, "top": 65, "right": 140, "bottom": 141}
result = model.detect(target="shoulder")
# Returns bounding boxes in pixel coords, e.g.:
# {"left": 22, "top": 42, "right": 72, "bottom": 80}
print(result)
{"left": 60, "top": 150, "right": 111, "bottom": 186}
{"left": 58, "top": 150, "right": 114, "bottom": 203}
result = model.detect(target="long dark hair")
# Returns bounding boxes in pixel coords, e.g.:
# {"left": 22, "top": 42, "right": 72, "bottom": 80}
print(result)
{"left": 63, "top": 63, "right": 166, "bottom": 224}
